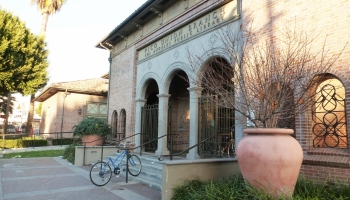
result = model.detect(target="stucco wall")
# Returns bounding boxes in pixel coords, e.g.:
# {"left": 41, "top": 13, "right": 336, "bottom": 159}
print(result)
{"left": 162, "top": 159, "right": 240, "bottom": 200}
{"left": 74, "top": 146, "right": 119, "bottom": 166}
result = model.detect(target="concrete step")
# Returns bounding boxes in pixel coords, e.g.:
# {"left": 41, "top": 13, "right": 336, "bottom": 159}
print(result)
{"left": 119, "top": 169, "right": 162, "bottom": 191}
{"left": 105, "top": 152, "right": 164, "bottom": 191}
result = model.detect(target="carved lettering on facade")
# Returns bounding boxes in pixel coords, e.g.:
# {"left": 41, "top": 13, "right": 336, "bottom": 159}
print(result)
{"left": 138, "top": 0, "right": 238, "bottom": 61}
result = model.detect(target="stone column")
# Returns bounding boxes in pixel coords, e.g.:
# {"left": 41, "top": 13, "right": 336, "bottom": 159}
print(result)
{"left": 235, "top": 111, "right": 243, "bottom": 148}
{"left": 186, "top": 87, "right": 203, "bottom": 159}
{"left": 134, "top": 99, "right": 146, "bottom": 153}
{"left": 155, "top": 94, "right": 171, "bottom": 155}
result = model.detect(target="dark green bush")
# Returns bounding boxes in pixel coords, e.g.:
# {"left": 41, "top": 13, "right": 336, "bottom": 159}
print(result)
{"left": 63, "top": 143, "right": 78, "bottom": 164}
{"left": 52, "top": 138, "right": 75, "bottom": 145}
{"left": 73, "top": 117, "right": 111, "bottom": 137}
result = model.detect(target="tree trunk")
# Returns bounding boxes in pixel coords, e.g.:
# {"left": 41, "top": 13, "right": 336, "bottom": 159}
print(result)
{"left": 27, "top": 12, "right": 48, "bottom": 135}
{"left": 2, "top": 93, "right": 11, "bottom": 150}
{"left": 26, "top": 94, "right": 35, "bottom": 135}
{"left": 40, "top": 13, "right": 49, "bottom": 34}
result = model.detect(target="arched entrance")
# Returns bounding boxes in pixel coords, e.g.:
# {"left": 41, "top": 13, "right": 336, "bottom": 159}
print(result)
{"left": 168, "top": 70, "right": 190, "bottom": 153}
{"left": 141, "top": 79, "right": 159, "bottom": 152}
{"left": 199, "top": 57, "right": 235, "bottom": 157}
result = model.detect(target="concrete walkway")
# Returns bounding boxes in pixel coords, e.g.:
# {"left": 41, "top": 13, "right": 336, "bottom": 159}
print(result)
{"left": 0, "top": 146, "right": 161, "bottom": 200}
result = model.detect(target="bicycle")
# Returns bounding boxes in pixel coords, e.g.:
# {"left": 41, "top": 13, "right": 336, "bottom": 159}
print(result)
{"left": 221, "top": 128, "right": 235, "bottom": 157}
{"left": 89, "top": 141, "right": 142, "bottom": 186}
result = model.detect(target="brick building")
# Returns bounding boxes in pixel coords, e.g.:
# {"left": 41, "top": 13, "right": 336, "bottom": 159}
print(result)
{"left": 34, "top": 78, "right": 108, "bottom": 138}
{"left": 97, "top": 0, "right": 350, "bottom": 182}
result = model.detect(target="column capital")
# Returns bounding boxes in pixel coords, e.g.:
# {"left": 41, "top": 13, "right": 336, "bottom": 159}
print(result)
{"left": 187, "top": 86, "right": 203, "bottom": 92}
{"left": 135, "top": 99, "right": 147, "bottom": 103}
{"left": 157, "top": 94, "right": 171, "bottom": 98}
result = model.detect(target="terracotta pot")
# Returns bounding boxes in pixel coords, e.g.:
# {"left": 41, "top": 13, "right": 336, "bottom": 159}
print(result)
{"left": 236, "top": 128, "right": 303, "bottom": 198}
{"left": 81, "top": 135, "right": 104, "bottom": 146}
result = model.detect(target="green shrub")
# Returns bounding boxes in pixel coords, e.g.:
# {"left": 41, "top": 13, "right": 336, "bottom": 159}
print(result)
{"left": 63, "top": 143, "right": 78, "bottom": 164}
{"left": 0, "top": 138, "right": 47, "bottom": 148}
{"left": 172, "top": 174, "right": 350, "bottom": 200}
{"left": 52, "top": 138, "right": 75, "bottom": 145}
{"left": 22, "top": 139, "right": 47, "bottom": 147}
{"left": 73, "top": 117, "right": 111, "bottom": 137}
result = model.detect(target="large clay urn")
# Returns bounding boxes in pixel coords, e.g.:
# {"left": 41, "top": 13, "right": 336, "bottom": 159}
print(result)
{"left": 236, "top": 128, "right": 303, "bottom": 198}
{"left": 81, "top": 135, "right": 104, "bottom": 146}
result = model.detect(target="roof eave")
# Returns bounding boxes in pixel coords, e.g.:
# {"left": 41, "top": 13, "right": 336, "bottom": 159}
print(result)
{"left": 96, "top": 0, "right": 157, "bottom": 49}
{"left": 34, "top": 87, "right": 108, "bottom": 102}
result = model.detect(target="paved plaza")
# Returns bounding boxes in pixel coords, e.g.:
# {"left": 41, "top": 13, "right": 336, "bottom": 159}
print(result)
{"left": 0, "top": 148, "right": 161, "bottom": 200}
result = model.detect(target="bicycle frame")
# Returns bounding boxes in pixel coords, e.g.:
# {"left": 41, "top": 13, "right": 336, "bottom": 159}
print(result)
{"left": 99, "top": 149, "right": 128, "bottom": 174}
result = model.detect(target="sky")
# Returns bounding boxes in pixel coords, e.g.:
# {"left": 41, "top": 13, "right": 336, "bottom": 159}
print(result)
{"left": 0, "top": 0, "right": 147, "bottom": 85}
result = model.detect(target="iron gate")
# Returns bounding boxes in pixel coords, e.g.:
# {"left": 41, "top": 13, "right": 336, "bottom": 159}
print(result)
{"left": 141, "top": 104, "right": 172, "bottom": 152}
{"left": 198, "top": 95, "right": 235, "bottom": 157}
{"left": 141, "top": 104, "right": 158, "bottom": 152}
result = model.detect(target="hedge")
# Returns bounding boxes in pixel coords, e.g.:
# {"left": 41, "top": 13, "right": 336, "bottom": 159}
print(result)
{"left": 0, "top": 139, "right": 47, "bottom": 149}
{"left": 52, "top": 138, "right": 76, "bottom": 145}
{"left": 0, "top": 138, "right": 76, "bottom": 149}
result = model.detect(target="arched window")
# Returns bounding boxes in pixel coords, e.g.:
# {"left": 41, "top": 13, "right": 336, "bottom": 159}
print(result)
{"left": 119, "top": 109, "right": 126, "bottom": 138}
{"left": 312, "top": 76, "right": 347, "bottom": 148}
{"left": 112, "top": 111, "right": 118, "bottom": 138}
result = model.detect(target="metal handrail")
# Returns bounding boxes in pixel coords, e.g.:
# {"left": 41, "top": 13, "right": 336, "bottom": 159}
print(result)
{"left": 100, "top": 133, "right": 179, "bottom": 163}
{"left": 89, "top": 132, "right": 179, "bottom": 183}
{"left": 158, "top": 134, "right": 220, "bottom": 161}
{"left": 30, "top": 131, "right": 74, "bottom": 148}
{"left": 40, "top": 131, "right": 73, "bottom": 147}
{"left": 82, "top": 132, "right": 181, "bottom": 165}
{"left": 81, "top": 136, "right": 106, "bottom": 165}
{"left": 133, "top": 133, "right": 179, "bottom": 159}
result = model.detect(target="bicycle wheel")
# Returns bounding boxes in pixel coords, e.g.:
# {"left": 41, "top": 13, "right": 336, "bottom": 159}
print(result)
{"left": 227, "top": 142, "right": 236, "bottom": 157}
{"left": 128, "top": 155, "right": 142, "bottom": 176}
{"left": 90, "top": 161, "right": 112, "bottom": 186}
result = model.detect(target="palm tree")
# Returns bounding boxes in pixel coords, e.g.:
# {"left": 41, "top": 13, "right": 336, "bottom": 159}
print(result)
{"left": 27, "top": 0, "right": 67, "bottom": 134}
{"left": 31, "top": 0, "right": 67, "bottom": 34}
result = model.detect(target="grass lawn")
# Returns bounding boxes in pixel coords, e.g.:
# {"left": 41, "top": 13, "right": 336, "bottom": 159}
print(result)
{"left": 1, "top": 150, "right": 64, "bottom": 159}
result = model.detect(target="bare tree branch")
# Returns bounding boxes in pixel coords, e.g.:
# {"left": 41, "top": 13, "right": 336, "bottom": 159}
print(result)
{"left": 186, "top": 22, "right": 347, "bottom": 128}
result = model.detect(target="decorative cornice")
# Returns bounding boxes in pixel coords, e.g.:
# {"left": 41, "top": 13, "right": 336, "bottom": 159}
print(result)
{"left": 150, "top": 7, "right": 162, "bottom": 17}
{"left": 117, "top": 33, "right": 127, "bottom": 40}
{"left": 132, "top": 22, "right": 142, "bottom": 29}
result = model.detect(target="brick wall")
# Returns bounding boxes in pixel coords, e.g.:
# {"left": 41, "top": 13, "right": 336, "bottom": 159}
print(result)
{"left": 108, "top": 46, "right": 137, "bottom": 140}
{"left": 301, "top": 165, "right": 350, "bottom": 183}
{"left": 242, "top": 0, "right": 350, "bottom": 183}
{"left": 40, "top": 92, "right": 107, "bottom": 138}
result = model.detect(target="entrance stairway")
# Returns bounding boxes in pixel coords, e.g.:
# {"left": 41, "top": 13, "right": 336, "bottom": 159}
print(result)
{"left": 106, "top": 152, "right": 164, "bottom": 191}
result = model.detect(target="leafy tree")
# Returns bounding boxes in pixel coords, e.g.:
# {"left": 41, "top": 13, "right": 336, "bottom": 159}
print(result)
{"left": 0, "top": 9, "right": 48, "bottom": 98}
{"left": 27, "top": 0, "right": 67, "bottom": 134}
{"left": 35, "top": 102, "right": 42, "bottom": 116}
{"left": 0, "top": 8, "right": 48, "bottom": 137}
{"left": 0, "top": 96, "right": 16, "bottom": 114}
